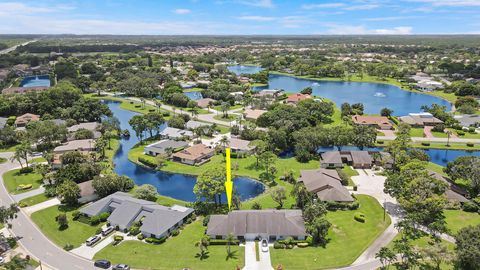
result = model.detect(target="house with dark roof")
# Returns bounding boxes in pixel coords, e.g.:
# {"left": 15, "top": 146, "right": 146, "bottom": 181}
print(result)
{"left": 298, "top": 169, "right": 354, "bottom": 202}
{"left": 207, "top": 210, "right": 307, "bottom": 241}
{"left": 144, "top": 139, "right": 188, "bottom": 156}
{"left": 320, "top": 151, "right": 343, "bottom": 168}
{"left": 350, "top": 151, "right": 374, "bottom": 169}
{"left": 428, "top": 171, "right": 469, "bottom": 203}
{"left": 80, "top": 192, "right": 194, "bottom": 239}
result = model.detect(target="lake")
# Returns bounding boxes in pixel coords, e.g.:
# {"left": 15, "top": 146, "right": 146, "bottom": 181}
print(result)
{"left": 228, "top": 65, "right": 264, "bottom": 75}
{"left": 20, "top": 75, "right": 50, "bottom": 87}
{"left": 253, "top": 74, "right": 451, "bottom": 116}
{"left": 106, "top": 101, "right": 265, "bottom": 202}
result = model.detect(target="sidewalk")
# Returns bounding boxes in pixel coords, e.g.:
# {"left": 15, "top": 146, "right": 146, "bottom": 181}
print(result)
{"left": 23, "top": 198, "right": 60, "bottom": 215}
{"left": 12, "top": 187, "right": 45, "bottom": 202}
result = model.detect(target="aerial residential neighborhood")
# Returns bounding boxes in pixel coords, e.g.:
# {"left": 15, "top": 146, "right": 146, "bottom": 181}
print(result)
{"left": 0, "top": 1, "right": 479, "bottom": 270}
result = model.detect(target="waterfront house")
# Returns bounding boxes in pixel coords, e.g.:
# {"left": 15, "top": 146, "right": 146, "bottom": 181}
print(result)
{"left": 320, "top": 151, "right": 344, "bottom": 168}
{"left": 172, "top": 143, "right": 215, "bottom": 165}
{"left": 80, "top": 192, "right": 194, "bottom": 239}
{"left": 298, "top": 169, "right": 354, "bottom": 202}
{"left": 53, "top": 139, "right": 96, "bottom": 154}
{"left": 207, "top": 210, "right": 307, "bottom": 241}
{"left": 399, "top": 113, "right": 443, "bottom": 127}
{"left": 159, "top": 127, "right": 194, "bottom": 140}
{"left": 228, "top": 138, "right": 254, "bottom": 154}
{"left": 351, "top": 115, "right": 393, "bottom": 130}
{"left": 144, "top": 139, "right": 188, "bottom": 156}
{"left": 286, "top": 93, "right": 311, "bottom": 105}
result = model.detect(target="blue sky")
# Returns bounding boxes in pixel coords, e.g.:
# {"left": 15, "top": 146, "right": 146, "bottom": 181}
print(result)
{"left": 1, "top": 0, "right": 480, "bottom": 35}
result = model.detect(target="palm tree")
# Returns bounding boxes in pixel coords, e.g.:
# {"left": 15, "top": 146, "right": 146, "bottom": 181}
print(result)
{"left": 225, "top": 233, "right": 236, "bottom": 258}
{"left": 95, "top": 136, "right": 108, "bottom": 159}
{"left": 219, "top": 136, "right": 230, "bottom": 160}
{"left": 10, "top": 141, "right": 32, "bottom": 169}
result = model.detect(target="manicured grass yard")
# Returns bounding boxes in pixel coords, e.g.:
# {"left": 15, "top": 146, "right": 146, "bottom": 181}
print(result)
{"left": 213, "top": 114, "right": 237, "bottom": 122}
{"left": 19, "top": 193, "right": 50, "bottom": 207}
{"left": 270, "top": 195, "right": 391, "bottom": 270}
{"left": 0, "top": 157, "right": 6, "bottom": 164}
{"left": 444, "top": 209, "right": 480, "bottom": 235}
{"left": 341, "top": 166, "right": 359, "bottom": 186}
{"left": 431, "top": 131, "right": 447, "bottom": 138}
{"left": 0, "top": 143, "right": 18, "bottom": 152}
{"left": 2, "top": 169, "right": 42, "bottom": 194}
{"left": 31, "top": 205, "right": 104, "bottom": 248}
{"left": 409, "top": 128, "right": 425, "bottom": 137}
{"left": 94, "top": 220, "right": 244, "bottom": 270}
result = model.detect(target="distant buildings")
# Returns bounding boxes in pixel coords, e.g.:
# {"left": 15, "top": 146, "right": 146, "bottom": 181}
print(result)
{"left": 207, "top": 210, "right": 307, "bottom": 241}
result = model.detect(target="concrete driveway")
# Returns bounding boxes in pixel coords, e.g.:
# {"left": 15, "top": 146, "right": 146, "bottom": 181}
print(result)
{"left": 243, "top": 240, "right": 273, "bottom": 270}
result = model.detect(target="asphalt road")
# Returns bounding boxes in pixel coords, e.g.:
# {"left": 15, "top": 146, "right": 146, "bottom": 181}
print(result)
{"left": 0, "top": 152, "right": 95, "bottom": 270}
{"left": 0, "top": 39, "right": 38, "bottom": 55}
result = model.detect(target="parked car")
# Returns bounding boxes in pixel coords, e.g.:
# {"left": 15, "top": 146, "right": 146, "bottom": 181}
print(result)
{"left": 102, "top": 226, "right": 114, "bottom": 236}
{"left": 86, "top": 235, "right": 101, "bottom": 246}
{"left": 94, "top": 259, "right": 111, "bottom": 269}
{"left": 261, "top": 239, "right": 269, "bottom": 252}
{"left": 113, "top": 264, "right": 130, "bottom": 270}
{"left": 0, "top": 256, "right": 4, "bottom": 264}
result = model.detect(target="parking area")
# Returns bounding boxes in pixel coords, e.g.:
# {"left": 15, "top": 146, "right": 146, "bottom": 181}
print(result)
{"left": 243, "top": 240, "right": 273, "bottom": 270}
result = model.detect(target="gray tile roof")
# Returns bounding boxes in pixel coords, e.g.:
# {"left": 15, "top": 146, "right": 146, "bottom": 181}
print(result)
{"left": 229, "top": 138, "right": 253, "bottom": 151}
{"left": 427, "top": 170, "right": 469, "bottom": 203}
{"left": 160, "top": 127, "right": 193, "bottom": 139}
{"left": 80, "top": 192, "right": 193, "bottom": 236}
{"left": 185, "top": 120, "right": 212, "bottom": 130}
{"left": 67, "top": 122, "right": 99, "bottom": 132}
{"left": 298, "top": 169, "right": 353, "bottom": 202}
{"left": 207, "top": 210, "right": 306, "bottom": 237}
{"left": 145, "top": 139, "right": 189, "bottom": 155}
{"left": 350, "top": 151, "right": 373, "bottom": 165}
{"left": 454, "top": 114, "right": 480, "bottom": 128}
{"left": 321, "top": 151, "right": 342, "bottom": 164}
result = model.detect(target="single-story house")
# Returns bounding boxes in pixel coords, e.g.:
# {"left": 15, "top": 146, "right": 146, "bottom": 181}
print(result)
{"left": 0, "top": 117, "right": 6, "bottom": 129}
{"left": 196, "top": 98, "right": 216, "bottom": 109}
{"left": 243, "top": 108, "right": 267, "bottom": 121}
{"left": 320, "top": 151, "right": 343, "bottom": 168}
{"left": 229, "top": 138, "right": 254, "bottom": 154}
{"left": 207, "top": 210, "right": 307, "bottom": 241}
{"left": 144, "top": 139, "right": 189, "bottom": 156}
{"left": 350, "top": 151, "right": 374, "bottom": 169}
{"left": 185, "top": 120, "right": 212, "bottom": 130}
{"left": 399, "top": 113, "right": 443, "bottom": 127}
{"left": 254, "top": 89, "right": 284, "bottom": 98}
{"left": 67, "top": 122, "right": 99, "bottom": 133}
{"left": 53, "top": 139, "right": 95, "bottom": 154}
{"left": 80, "top": 192, "right": 194, "bottom": 239}
{"left": 286, "top": 93, "right": 311, "bottom": 104}
{"left": 298, "top": 169, "right": 354, "bottom": 202}
{"left": 428, "top": 171, "right": 469, "bottom": 203}
{"left": 159, "top": 127, "right": 193, "bottom": 140}
{"left": 15, "top": 113, "right": 40, "bottom": 127}
{"left": 351, "top": 115, "right": 393, "bottom": 130}
{"left": 172, "top": 143, "right": 215, "bottom": 165}
{"left": 2, "top": 86, "right": 49, "bottom": 95}
{"left": 454, "top": 114, "right": 480, "bottom": 128}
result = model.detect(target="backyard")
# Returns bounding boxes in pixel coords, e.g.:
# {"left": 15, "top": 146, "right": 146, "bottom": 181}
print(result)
{"left": 270, "top": 195, "right": 391, "bottom": 270}
{"left": 94, "top": 220, "right": 244, "bottom": 270}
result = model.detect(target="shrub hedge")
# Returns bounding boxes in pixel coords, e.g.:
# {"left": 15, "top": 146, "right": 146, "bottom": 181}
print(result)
{"left": 354, "top": 212, "right": 366, "bottom": 223}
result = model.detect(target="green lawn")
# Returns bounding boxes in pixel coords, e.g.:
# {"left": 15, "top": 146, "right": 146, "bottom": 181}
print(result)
{"left": 0, "top": 144, "right": 18, "bottom": 152}
{"left": 342, "top": 166, "right": 359, "bottom": 186}
{"left": 213, "top": 104, "right": 243, "bottom": 111}
{"left": 445, "top": 209, "right": 480, "bottom": 235}
{"left": 409, "top": 142, "right": 480, "bottom": 151}
{"left": 2, "top": 169, "right": 43, "bottom": 194}
{"left": 409, "top": 128, "right": 425, "bottom": 137}
{"left": 94, "top": 220, "right": 244, "bottom": 270}
{"left": 431, "top": 131, "right": 447, "bottom": 138}
{"left": 31, "top": 205, "right": 104, "bottom": 248}
{"left": 213, "top": 114, "right": 237, "bottom": 122}
{"left": 19, "top": 193, "right": 50, "bottom": 207}
{"left": 270, "top": 195, "right": 391, "bottom": 270}
{"left": 426, "top": 162, "right": 447, "bottom": 176}
{"left": 0, "top": 157, "right": 6, "bottom": 164}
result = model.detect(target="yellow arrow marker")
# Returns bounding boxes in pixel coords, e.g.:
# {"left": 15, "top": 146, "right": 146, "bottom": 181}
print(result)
{"left": 225, "top": 147, "right": 233, "bottom": 210}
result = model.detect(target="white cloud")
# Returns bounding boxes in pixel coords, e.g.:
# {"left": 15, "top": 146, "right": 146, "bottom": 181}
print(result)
{"left": 235, "top": 0, "right": 274, "bottom": 8}
{"left": 173, "top": 9, "right": 191, "bottom": 14}
{"left": 302, "top": 3, "right": 345, "bottom": 9}
{"left": 324, "top": 24, "right": 413, "bottom": 35}
{"left": 407, "top": 0, "right": 480, "bottom": 6}
{"left": 237, "top": 16, "right": 275, "bottom": 22}
{"left": 363, "top": 16, "right": 420, "bottom": 21}
{"left": 0, "top": 2, "right": 75, "bottom": 15}
{"left": 343, "top": 4, "right": 380, "bottom": 10}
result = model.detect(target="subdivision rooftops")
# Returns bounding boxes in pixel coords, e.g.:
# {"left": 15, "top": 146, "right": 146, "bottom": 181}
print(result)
{"left": 207, "top": 210, "right": 306, "bottom": 237}
{"left": 172, "top": 143, "right": 214, "bottom": 161}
